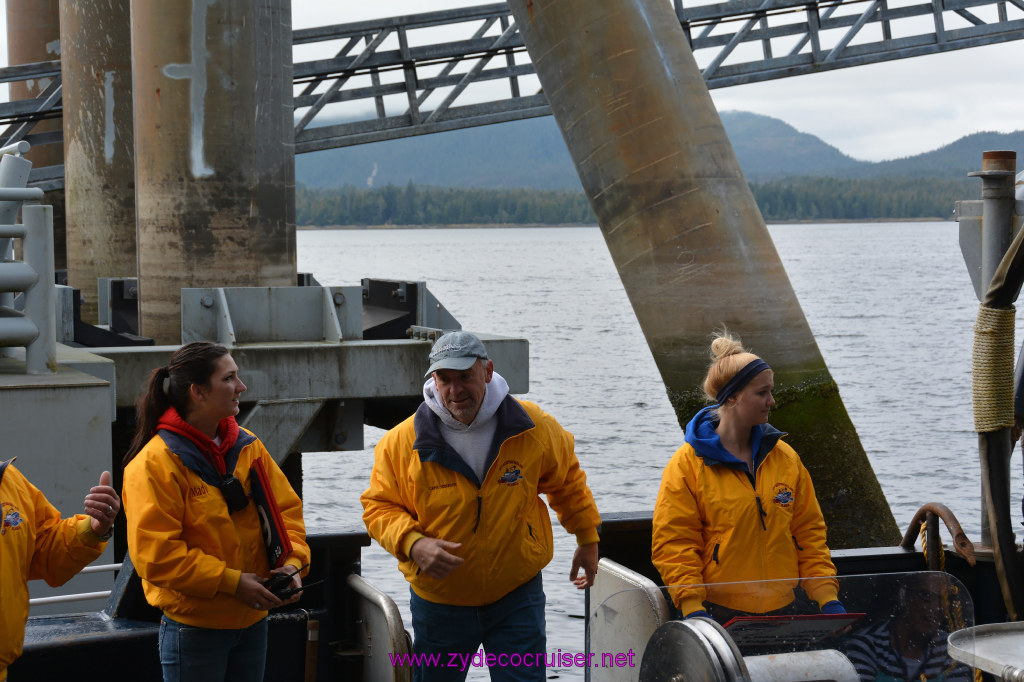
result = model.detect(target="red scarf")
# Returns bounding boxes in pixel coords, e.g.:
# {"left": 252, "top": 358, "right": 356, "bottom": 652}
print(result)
{"left": 157, "top": 407, "right": 240, "bottom": 476}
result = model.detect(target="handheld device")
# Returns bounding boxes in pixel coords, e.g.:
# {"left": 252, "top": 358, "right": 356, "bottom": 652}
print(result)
{"left": 263, "top": 563, "right": 310, "bottom": 597}
{"left": 219, "top": 475, "right": 249, "bottom": 513}
{"left": 274, "top": 579, "right": 324, "bottom": 598}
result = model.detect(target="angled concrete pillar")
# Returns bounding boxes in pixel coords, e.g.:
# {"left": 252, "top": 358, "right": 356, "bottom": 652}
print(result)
{"left": 131, "top": 0, "right": 296, "bottom": 343}
{"left": 507, "top": 0, "right": 899, "bottom": 547}
{"left": 60, "top": 0, "right": 136, "bottom": 324}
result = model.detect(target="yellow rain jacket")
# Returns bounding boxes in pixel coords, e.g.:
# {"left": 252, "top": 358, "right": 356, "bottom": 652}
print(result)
{"left": 652, "top": 406, "right": 838, "bottom": 616}
{"left": 0, "top": 461, "right": 107, "bottom": 676}
{"left": 362, "top": 397, "right": 600, "bottom": 606}
{"left": 122, "top": 428, "right": 309, "bottom": 629}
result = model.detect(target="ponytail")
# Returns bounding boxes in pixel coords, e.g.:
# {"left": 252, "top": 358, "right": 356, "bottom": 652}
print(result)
{"left": 123, "top": 343, "right": 230, "bottom": 466}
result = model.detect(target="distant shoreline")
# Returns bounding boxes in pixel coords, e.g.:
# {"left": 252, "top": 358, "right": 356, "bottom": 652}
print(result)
{"left": 297, "top": 217, "right": 952, "bottom": 230}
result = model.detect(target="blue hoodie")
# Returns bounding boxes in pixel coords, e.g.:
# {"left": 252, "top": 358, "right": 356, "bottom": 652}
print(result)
{"left": 684, "top": 405, "right": 785, "bottom": 476}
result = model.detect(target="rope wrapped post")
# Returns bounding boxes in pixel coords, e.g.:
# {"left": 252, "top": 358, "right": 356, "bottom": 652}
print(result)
{"left": 972, "top": 305, "right": 1015, "bottom": 435}
{"left": 964, "top": 151, "right": 1024, "bottom": 621}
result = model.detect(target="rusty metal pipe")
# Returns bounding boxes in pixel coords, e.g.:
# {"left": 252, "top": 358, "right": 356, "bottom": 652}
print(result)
{"left": 899, "top": 502, "right": 976, "bottom": 567}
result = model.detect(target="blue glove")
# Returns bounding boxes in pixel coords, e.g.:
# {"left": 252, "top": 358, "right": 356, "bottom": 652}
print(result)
{"left": 820, "top": 600, "right": 846, "bottom": 614}
{"left": 685, "top": 610, "right": 712, "bottom": 619}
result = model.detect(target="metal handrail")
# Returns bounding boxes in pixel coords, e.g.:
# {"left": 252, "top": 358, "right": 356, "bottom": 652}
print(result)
{"left": 28, "top": 563, "right": 122, "bottom": 607}
{"left": 0, "top": 165, "right": 55, "bottom": 374}
{"left": 30, "top": 591, "right": 110, "bottom": 606}
{"left": 0, "top": 140, "right": 29, "bottom": 156}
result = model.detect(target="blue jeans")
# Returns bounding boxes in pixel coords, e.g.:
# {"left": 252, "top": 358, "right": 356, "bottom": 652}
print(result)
{"left": 159, "top": 616, "right": 268, "bottom": 682}
{"left": 409, "top": 572, "right": 546, "bottom": 682}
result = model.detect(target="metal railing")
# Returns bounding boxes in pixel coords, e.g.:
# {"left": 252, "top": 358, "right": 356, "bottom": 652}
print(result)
{"left": 293, "top": 0, "right": 1024, "bottom": 150}
{"left": 0, "top": 142, "right": 54, "bottom": 374}
{"left": 28, "top": 562, "right": 122, "bottom": 606}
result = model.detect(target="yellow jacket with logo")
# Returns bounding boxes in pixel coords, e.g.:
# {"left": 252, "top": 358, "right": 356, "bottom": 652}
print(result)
{"left": 0, "top": 462, "right": 107, "bottom": 674}
{"left": 122, "top": 428, "right": 309, "bottom": 629}
{"left": 361, "top": 397, "right": 600, "bottom": 606}
{"left": 652, "top": 406, "right": 838, "bottom": 616}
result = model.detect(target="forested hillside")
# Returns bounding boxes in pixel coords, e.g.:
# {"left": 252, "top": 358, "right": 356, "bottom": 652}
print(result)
{"left": 297, "top": 175, "right": 976, "bottom": 226}
{"left": 295, "top": 112, "right": 1019, "bottom": 224}
{"left": 297, "top": 184, "right": 594, "bottom": 226}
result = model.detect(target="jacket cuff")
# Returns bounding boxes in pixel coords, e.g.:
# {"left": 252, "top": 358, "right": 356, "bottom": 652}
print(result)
{"left": 401, "top": 531, "right": 427, "bottom": 561}
{"left": 807, "top": 583, "right": 839, "bottom": 608}
{"left": 220, "top": 568, "right": 242, "bottom": 595}
{"left": 284, "top": 558, "right": 306, "bottom": 575}
{"left": 814, "top": 592, "right": 840, "bottom": 608}
{"left": 680, "top": 595, "right": 706, "bottom": 616}
{"left": 575, "top": 527, "right": 600, "bottom": 546}
{"left": 77, "top": 517, "right": 109, "bottom": 547}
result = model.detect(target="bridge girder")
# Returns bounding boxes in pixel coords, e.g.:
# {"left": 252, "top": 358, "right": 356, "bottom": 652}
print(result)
{"left": 1, "top": 0, "right": 1023, "bottom": 187}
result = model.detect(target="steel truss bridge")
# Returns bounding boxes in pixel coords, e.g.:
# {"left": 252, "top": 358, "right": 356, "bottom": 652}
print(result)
{"left": 3, "top": 0, "right": 1023, "bottom": 190}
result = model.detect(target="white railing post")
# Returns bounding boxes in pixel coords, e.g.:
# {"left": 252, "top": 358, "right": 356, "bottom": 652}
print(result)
{"left": 22, "top": 204, "right": 55, "bottom": 373}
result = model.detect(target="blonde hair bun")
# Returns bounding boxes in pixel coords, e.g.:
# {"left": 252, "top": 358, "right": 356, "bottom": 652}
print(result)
{"left": 702, "top": 329, "right": 762, "bottom": 402}
{"left": 709, "top": 332, "right": 746, "bottom": 362}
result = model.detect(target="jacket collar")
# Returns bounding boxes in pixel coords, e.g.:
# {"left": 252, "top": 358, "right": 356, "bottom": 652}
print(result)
{"left": 684, "top": 405, "right": 784, "bottom": 471}
{"left": 412, "top": 394, "right": 535, "bottom": 486}
{"left": 157, "top": 428, "right": 257, "bottom": 487}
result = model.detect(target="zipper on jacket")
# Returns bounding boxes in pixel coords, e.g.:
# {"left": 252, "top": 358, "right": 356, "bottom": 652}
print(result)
{"left": 712, "top": 543, "right": 720, "bottom": 564}
{"left": 754, "top": 495, "right": 768, "bottom": 530}
{"left": 473, "top": 495, "right": 482, "bottom": 532}
{"left": 792, "top": 535, "right": 804, "bottom": 550}
{"left": 527, "top": 522, "right": 535, "bottom": 540}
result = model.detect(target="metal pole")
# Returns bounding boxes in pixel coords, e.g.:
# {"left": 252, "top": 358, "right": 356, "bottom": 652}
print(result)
{"left": 506, "top": 0, "right": 899, "bottom": 546}
{"left": 967, "top": 151, "right": 1024, "bottom": 618}
{"left": 969, "top": 151, "right": 1017, "bottom": 548}
{"left": 977, "top": 152, "right": 1017, "bottom": 298}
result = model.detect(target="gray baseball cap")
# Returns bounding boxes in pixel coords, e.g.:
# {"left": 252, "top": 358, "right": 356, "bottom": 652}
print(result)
{"left": 424, "top": 331, "right": 489, "bottom": 377}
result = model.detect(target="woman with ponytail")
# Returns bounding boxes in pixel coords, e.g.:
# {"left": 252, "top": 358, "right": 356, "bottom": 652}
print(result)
{"left": 651, "top": 330, "right": 843, "bottom": 625}
{"left": 122, "top": 342, "right": 309, "bottom": 682}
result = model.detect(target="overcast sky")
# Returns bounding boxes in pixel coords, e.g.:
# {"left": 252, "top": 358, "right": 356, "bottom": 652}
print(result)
{"left": 291, "top": 0, "right": 1023, "bottom": 163}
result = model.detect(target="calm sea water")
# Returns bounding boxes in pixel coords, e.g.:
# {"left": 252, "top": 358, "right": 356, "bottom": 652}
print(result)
{"left": 296, "top": 222, "right": 1023, "bottom": 679}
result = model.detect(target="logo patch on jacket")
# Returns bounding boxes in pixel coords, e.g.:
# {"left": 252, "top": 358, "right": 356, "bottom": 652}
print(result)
{"left": 772, "top": 483, "right": 794, "bottom": 507}
{"left": 498, "top": 461, "right": 524, "bottom": 486}
{"left": 2, "top": 503, "right": 23, "bottom": 534}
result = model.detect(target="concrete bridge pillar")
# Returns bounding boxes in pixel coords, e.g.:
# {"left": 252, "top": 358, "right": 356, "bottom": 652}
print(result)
{"left": 60, "top": 0, "right": 136, "bottom": 324}
{"left": 131, "top": 0, "right": 296, "bottom": 343}
{"left": 507, "top": 0, "right": 899, "bottom": 546}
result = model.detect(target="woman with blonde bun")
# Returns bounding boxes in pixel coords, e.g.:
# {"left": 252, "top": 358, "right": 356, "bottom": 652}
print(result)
{"left": 652, "top": 330, "right": 843, "bottom": 624}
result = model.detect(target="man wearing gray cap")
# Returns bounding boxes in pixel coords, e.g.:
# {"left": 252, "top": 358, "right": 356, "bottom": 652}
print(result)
{"left": 361, "top": 330, "right": 600, "bottom": 681}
